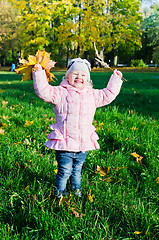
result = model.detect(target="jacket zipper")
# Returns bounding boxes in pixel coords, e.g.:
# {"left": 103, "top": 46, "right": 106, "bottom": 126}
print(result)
{"left": 78, "top": 93, "right": 82, "bottom": 150}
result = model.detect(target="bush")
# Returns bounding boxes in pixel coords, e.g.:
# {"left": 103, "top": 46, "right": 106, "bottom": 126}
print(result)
{"left": 130, "top": 59, "right": 148, "bottom": 67}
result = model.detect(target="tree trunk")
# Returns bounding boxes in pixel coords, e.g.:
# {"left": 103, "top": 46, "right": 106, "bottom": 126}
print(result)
{"left": 114, "top": 55, "right": 118, "bottom": 66}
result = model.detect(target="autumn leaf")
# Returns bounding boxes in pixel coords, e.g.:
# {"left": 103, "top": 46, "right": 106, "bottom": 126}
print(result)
{"left": 130, "top": 152, "right": 143, "bottom": 164}
{"left": 13, "top": 142, "right": 22, "bottom": 145}
{"left": 100, "top": 177, "right": 112, "bottom": 182}
{"left": 68, "top": 203, "right": 85, "bottom": 218}
{"left": 54, "top": 169, "right": 58, "bottom": 174}
{"left": 96, "top": 122, "right": 104, "bottom": 131}
{"left": 131, "top": 126, "right": 138, "bottom": 131}
{"left": 2, "top": 100, "right": 8, "bottom": 108}
{"left": 23, "top": 120, "right": 33, "bottom": 127}
{"left": 112, "top": 166, "right": 128, "bottom": 171}
{"left": 87, "top": 189, "right": 94, "bottom": 203}
{"left": 0, "top": 128, "right": 5, "bottom": 135}
{"left": 134, "top": 231, "right": 141, "bottom": 235}
{"left": 59, "top": 194, "right": 72, "bottom": 206}
{"left": 156, "top": 177, "right": 159, "bottom": 184}
{"left": 97, "top": 165, "right": 110, "bottom": 177}
{"left": 1, "top": 123, "right": 8, "bottom": 128}
{"left": 16, "top": 50, "right": 56, "bottom": 82}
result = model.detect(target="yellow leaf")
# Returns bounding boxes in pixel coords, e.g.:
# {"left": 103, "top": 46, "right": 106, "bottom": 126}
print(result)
{"left": 96, "top": 122, "right": 104, "bottom": 131}
{"left": 87, "top": 189, "right": 94, "bottom": 203}
{"left": 24, "top": 185, "right": 29, "bottom": 191}
{"left": 28, "top": 55, "right": 36, "bottom": 65}
{"left": 54, "top": 169, "right": 58, "bottom": 174}
{"left": 24, "top": 120, "right": 33, "bottom": 127}
{"left": 16, "top": 50, "right": 56, "bottom": 82}
{"left": 59, "top": 194, "right": 72, "bottom": 206}
{"left": 97, "top": 165, "right": 110, "bottom": 177}
{"left": 156, "top": 177, "right": 159, "bottom": 184}
{"left": 16, "top": 65, "right": 33, "bottom": 81}
{"left": 2, "top": 100, "right": 8, "bottom": 108}
{"left": 131, "top": 152, "right": 140, "bottom": 158}
{"left": 13, "top": 142, "right": 22, "bottom": 145}
{"left": 130, "top": 152, "right": 143, "bottom": 164}
{"left": 100, "top": 177, "right": 112, "bottom": 182}
{"left": 112, "top": 166, "right": 128, "bottom": 171}
{"left": 131, "top": 126, "right": 138, "bottom": 131}
{"left": 1, "top": 123, "right": 7, "bottom": 128}
{"left": 0, "top": 128, "right": 5, "bottom": 135}
{"left": 134, "top": 231, "right": 141, "bottom": 235}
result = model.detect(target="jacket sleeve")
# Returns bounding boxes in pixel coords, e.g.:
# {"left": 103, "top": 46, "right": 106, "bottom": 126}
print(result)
{"left": 32, "top": 70, "right": 63, "bottom": 105}
{"left": 93, "top": 72, "right": 123, "bottom": 108}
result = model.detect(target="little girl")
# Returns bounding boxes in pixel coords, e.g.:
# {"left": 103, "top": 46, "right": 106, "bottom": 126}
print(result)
{"left": 32, "top": 58, "right": 123, "bottom": 198}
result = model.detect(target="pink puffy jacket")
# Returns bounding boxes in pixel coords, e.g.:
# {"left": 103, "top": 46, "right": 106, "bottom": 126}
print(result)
{"left": 33, "top": 70, "right": 122, "bottom": 152}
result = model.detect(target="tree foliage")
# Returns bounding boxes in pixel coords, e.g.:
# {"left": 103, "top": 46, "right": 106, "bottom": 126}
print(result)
{"left": 142, "top": 3, "right": 159, "bottom": 63}
{"left": 0, "top": 0, "right": 20, "bottom": 65}
{"left": 2, "top": 0, "right": 143, "bottom": 65}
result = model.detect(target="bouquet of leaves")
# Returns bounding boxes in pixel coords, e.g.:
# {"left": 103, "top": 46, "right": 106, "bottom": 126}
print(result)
{"left": 15, "top": 50, "right": 56, "bottom": 82}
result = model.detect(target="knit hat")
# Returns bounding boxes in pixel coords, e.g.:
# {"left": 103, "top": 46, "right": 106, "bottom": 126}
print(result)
{"left": 66, "top": 58, "right": 91, "bottom": 80}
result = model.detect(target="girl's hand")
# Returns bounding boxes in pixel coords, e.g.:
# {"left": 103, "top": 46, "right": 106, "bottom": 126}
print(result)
{"left": 32, "top": 63, "right": 43, "bottom": 72}
{"left": 114, "top": 69, "right": 122, "bottom": 79}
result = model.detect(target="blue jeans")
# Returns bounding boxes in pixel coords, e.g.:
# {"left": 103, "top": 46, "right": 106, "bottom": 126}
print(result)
{"left": 55, "top": 151, "right": 87, "bottom": 196}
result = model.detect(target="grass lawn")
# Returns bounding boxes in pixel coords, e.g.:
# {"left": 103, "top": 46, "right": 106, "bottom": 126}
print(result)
{"left": 0, "top": 70, "right": 159, "bottom": 239}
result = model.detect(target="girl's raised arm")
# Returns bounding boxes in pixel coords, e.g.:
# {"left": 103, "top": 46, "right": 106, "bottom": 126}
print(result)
{"left": 93, "top": 70, "right": 123, "bottom": 108}
{"left": 32, "top": 64, "right": 64, "bottom": 105}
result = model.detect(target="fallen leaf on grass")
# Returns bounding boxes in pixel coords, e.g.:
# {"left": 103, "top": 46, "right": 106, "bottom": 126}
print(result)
{"left": 130, "top": 152, "right": 143, "bottom": 164}
{"left": 1, "top": 123, "right": 7, "bottom": 128}
{"left": 155, "top": 177, "right": 159, "bottom": 184}
{"left": 97, "top": 165, "right": 110, "bottom": 177}
{"left": 13, "top": 142, "right": 22, "bottom": 145}
{"left": 24, "top": 120, "right": 33, "bottom": 127}
{"left": 0, "top": 128, "right": 5, "bottom": 135}
{"left": 68, "top": 203, "right": 85, "bottom": 218}
{"left": 54, "top": 169, "right": 58, "bottom": 174}
{"left": 59, "top": 194, "right": 72, "bottom": 206}
{"left": 112, "top": 166, "right": 128, "bottom": 171}
{"left": 131, "top": 126, "right": 138, "bottom": 131}
{"left": 97, "top": 165, "right": 128, "bottom": 183}
{"left": 2, "top": 100, "right": 8, "bottom": 108}
{"left": 134, "top": 231, "right": 141, "bottom": 235}
{"left": 87, "top": 189, "right": 94, "bottom": 203}
{"left": 96, "top": 122, "right": 104, "bottom": 131}
{"left": 58, "top": 195, "right": 85, "bottom": 218}
{"left": 16, "top": 50, "right": 56, "bottom": 82}
{"left": 99, "top": 177, "right": 112, "bottom": 182}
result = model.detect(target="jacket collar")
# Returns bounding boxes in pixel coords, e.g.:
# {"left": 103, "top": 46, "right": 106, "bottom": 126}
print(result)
{"left": 60, "top": 77, "right": 92, "bottom": 93}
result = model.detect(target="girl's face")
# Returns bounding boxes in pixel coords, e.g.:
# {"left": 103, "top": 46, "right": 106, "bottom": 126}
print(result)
{"left": 67, "top": 70, "right": 88, "bottom": 89}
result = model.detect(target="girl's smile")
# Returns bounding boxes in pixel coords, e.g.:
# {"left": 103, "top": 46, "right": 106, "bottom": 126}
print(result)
{"left": 67, "top": 70, "right": 88, "bottom": 89}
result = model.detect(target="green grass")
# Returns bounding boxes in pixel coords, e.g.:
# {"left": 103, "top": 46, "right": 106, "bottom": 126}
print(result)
{"left": 0, "top": 71, "right": 159, "bottom": 239}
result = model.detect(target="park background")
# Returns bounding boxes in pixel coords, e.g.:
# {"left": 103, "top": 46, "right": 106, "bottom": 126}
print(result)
{"left": 0, "top": 0, "right": 159, "bottom": 68}
{"left": 0, "top": 0, "right": 159, "bottom": 240}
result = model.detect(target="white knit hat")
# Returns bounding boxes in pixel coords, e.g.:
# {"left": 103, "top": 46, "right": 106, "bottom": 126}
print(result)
{"left": 66, "top": 58, "right": 91, "bottom": 80}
